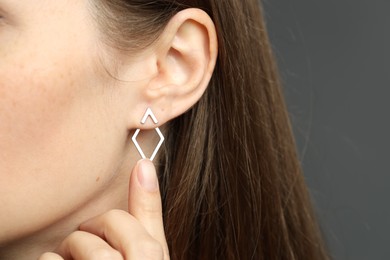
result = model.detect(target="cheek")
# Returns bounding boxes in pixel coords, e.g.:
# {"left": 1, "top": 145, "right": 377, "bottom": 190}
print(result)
{"left": 0, "top": 60, "right": 77, "bottom": 156}
{"left": 0, "top": 43, "right": 123, "bottom": 241}
{"left": 0, "top": 38, "right": 93, "bottom": 166}
{"left": 0, "top": 0, "right": 132, "bottom": 245}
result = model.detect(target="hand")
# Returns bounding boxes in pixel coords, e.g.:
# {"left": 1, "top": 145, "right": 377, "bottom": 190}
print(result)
{"left": 39, "top": 159, "right": 169, "bottom": 260}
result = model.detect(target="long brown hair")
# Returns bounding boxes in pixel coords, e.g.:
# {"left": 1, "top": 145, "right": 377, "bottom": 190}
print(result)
{"left": 93, "top": 0, "right": 329, "bottom": 259}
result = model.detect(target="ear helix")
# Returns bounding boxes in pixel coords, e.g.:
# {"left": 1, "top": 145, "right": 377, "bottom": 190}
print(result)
{"left": 131, "top": 108, "right": 165, "bottom": 161}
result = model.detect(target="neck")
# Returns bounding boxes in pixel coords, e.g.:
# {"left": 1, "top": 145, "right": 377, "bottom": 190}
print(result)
{"left": 0, "top": 170, "right": 129, "bottom": 260}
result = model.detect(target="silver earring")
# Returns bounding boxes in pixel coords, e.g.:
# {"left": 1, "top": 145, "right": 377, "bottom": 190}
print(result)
{"left": 132, "top": 108, "right": 165, "bottom": 161}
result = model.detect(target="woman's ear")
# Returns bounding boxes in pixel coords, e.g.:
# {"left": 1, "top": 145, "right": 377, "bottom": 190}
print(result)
{"left": 128, "top": 8, "right": 218, "bottom": 130}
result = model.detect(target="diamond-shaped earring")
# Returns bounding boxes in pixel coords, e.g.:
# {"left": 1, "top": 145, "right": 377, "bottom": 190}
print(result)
{"left": 132, "top": 108, "right": 164, "bottom": 161}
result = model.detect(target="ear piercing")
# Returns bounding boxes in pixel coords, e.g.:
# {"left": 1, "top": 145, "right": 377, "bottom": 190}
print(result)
{"left": 131, "top": 108, "right": 164, "bottom": 161}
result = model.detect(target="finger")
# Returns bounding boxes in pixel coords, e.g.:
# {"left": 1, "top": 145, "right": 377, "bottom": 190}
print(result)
{"left": 128, "top": 159, "right": 169, "bottom": 257}
{"left": 79, "top": 209, "right": 164, "bottom": 259}
{"left": 38, "top": 252, "right": 64, "bottom": 260}
{"left": 55, "top": 230, "right": 123, "bottom": 260}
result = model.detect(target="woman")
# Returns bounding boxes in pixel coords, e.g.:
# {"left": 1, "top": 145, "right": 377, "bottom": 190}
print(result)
{"left": 0, "top": 0, "right": 329, "bottom": 259}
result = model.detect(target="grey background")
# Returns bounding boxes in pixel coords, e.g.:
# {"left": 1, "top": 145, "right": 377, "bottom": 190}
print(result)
{"left": 263, "top": 0, "right": 390, "bottom": 259}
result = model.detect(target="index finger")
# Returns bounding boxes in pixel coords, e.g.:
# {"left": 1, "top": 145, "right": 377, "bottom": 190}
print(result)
{"left": 128, "top": 159, "right": 169, "bottom": 259}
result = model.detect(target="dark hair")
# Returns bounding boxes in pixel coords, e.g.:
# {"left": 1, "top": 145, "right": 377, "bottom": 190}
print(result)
{"left": 93, "top": 0, "right": 329, "bottom": 259}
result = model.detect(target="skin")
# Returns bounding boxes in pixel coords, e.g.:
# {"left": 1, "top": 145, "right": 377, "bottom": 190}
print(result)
{"left": 0, "top": 0, "right": 217, "bottom": 259}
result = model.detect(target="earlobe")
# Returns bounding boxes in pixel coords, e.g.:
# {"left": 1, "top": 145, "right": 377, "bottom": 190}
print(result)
{"left": 138, "top": 8, "right": 218, "bottom": 127}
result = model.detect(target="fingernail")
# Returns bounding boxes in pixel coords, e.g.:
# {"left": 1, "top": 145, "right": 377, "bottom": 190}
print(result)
{"left": 137, "top": 159, "right": 158, "bottom": 192}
